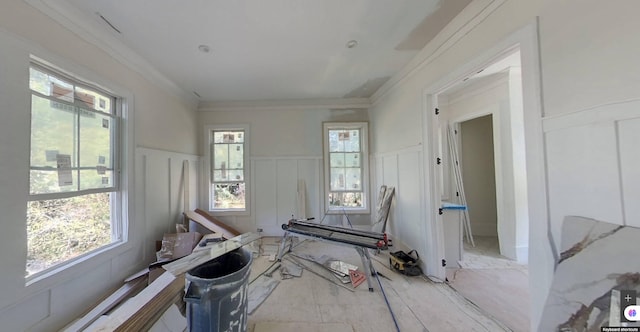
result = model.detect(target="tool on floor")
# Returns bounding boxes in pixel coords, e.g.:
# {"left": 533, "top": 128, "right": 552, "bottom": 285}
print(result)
{"left": 389, "top": 250, "right": 422, "bottom": 276}
{"left": 349, "top": 269, "right": 366, "bottom": 288}
{"left": 447, "top": 125, "right": 475, "bottom": 247}
{"left": 374, "top": 269, "right": 401, "bottom": 332}
{"left": 278, "top": 218, "right": 387, "bottom": 292}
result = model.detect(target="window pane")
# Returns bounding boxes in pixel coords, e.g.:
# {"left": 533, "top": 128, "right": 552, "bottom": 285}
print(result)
{"left": 328, "top": 130, "right": 343, "bottom": 152}
{"left": 30, "top": 95, "right": 76, "bottom": 168}
{"left": 344, "top": 129, "right": 360, "bottom": 152}
{"left": 213, "top": 145, "right": 229, "bottom": 169}
{"left": 329, "top": 192, "right": 363, "bottom": 208}
{"left": 80, "top": 169, "right": 113, "bottom": 190}
{"left": 26, "top": 192, "right": 112, "bottom": 276}
{"left": 30, "top": 170, "right": 77, "bottom": 194}
{"left": 29, "top": 67, "right": 50, "bottom": 96}
{"left": 75, "top": 86, "right": 112, "bottom": 114}
{"left": 213, "top": 131, "right": 244, "bottom": 143}
{"left": 345, "top": 153, "right": 360, "bottom": 167}
{"left": 227, "top": 170, "right": 244, "bottom": 181}
{"left": 50, "top": 77, "right": 74, "bottom": 103}
{"left": 330, "top": 168, "right": 346, "bottom": 191}
{"left": 212, "top": 183, "right": 245, "bottom": 209}
{"left": 80, "top": 110, "right": 113, "bottom": 168}
{"left": 228, "top": 144, "right": 243, "bottom": 169}
{"left": 330, "top": 153, "right": 345, "bottom": 167}
{"left": 345, "top": 168, "right": 361, "bottom": 190}
{"left": 213, "top": 170, "right": 229, "bottom": 181}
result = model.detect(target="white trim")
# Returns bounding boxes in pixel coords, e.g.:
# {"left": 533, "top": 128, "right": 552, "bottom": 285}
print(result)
{"left": 24, "top": 0, "right": 198, "bottom": 109}
{"left": 323, "top": 122, "right": 370, "bottom": 215}
{"left": 23, "top": 50, "right": 136, "bottom": 285}
{"left": 250, "top": 155, "right": 322, "bottom": 161}
{"left": 203, "top": 124, "right": 251, "bottom": 216}
{"left": 542, "top": 98, "right": 640, "bottom": 132}
{"left": 198, "top": 98, "right": 371, "bottom": 112}
{"left": 371, "top": 0, "right": 507, "bottom": 105}
{"left": 422, "top": 23, "right": 547, "bottom": 299}
{"left": 423, "top": 93, "right": 446, "bottom": 280}
{"left": 444, "top": 72, "right": 510, "bottom": 105}
{"left": 372, "top": 144, "right": 423, "bottom": 158}
{"left": 136, "top": 146, "right": 200, "bottom": 160}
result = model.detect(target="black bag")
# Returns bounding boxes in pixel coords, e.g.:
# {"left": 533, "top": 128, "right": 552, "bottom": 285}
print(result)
{"left": 389, "top": 249, "right": 422, "bottom": 276}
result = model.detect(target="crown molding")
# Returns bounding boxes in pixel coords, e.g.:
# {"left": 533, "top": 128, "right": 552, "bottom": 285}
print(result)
{"left": 370, "top": 0, "right": 507, "bottom": 105}
{"left": 198, "top": 98, "right": 371, "bottom": 112}
{"left": 24, "top": 0, "right": 198, "bottom": 108}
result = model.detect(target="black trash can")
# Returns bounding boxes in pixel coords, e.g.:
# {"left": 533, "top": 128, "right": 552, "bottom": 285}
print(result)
{"left": 184, "top": 247, "right": 252, "bottom": 332}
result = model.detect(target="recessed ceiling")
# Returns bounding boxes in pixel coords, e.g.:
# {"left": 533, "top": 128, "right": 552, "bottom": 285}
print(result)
{"left": 55, "top": 0, "right": 472, "bottom": 103}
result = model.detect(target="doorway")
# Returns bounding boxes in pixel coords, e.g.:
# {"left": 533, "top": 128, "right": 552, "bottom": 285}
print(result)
{"left": 438, "top": 49, "right": 529, "bottom": 265}
{"left": 459, "top": 115, "right": 499, "bottom": 262}
{"left": 435, "top": 49, "right": 531, "bottom": 331}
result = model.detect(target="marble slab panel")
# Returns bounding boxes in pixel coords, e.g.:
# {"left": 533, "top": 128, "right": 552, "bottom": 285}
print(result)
{"left": 539, "top": 216, "right": 640, "bottom": 331}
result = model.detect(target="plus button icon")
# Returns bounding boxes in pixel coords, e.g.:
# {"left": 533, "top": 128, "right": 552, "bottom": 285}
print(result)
{"left": 626, "top": 294, "right": 633, "bottom": 302}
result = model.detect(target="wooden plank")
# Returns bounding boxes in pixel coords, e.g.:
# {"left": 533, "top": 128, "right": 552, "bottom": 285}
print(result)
{"left": 89, "top": 233, "right": 259, "bottom": 331}
{"left": 184, "top": 209, "right": 241, "bottom": 239}
{"left": 194, "top": 208, "right": 241, "bottom": 237}
{"left": 88, "top": 272, "right": 184, "bottom": 332}
{"left": 64, "top": 276, "right": 148, "bottom": 332}
{"left": 162, "top": 232, "right": 260, "bottom": 276}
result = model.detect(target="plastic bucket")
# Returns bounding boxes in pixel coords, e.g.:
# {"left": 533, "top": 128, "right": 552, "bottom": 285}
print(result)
{"left": 184, "top": 247, "right": 252, "bottom": 332}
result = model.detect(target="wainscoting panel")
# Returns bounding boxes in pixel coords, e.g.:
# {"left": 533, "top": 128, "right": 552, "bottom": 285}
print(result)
{"left": 542, "top": 99, "right": 640, "bottom": 248}
{"left": 136, "top": 147, "right": 200, "bottom": 263}
{"left": 618, "top": 117, "right": 640, "bottom": 227}
{"left": 252, "top": 157, "right": 322, "bottom": 235}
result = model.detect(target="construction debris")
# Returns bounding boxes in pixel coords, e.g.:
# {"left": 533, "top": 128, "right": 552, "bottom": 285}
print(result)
{"left": 349, "top": 269, "right": 366, "bottom": 288}
{"left": 279, "top": 261, "right": 303, "bottom": 279}
{"left": 247, "top": 276, "right": 280, "bottom": 314}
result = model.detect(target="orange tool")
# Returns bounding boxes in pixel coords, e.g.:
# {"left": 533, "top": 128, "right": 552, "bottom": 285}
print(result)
{"left": 349, "top": 269, "right": 366, "bottom": 288}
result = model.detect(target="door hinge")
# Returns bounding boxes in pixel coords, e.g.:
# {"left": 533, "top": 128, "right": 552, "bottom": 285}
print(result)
{"left": 434, "top": 108, "right": 440, "bottom": 115}
{"left": 438, "top": 208, "right": 443, "bottom": 215}
{"left": 442, "top": 259, "right": 447, "bottom": 267}
{"left": 436, "top": 157, "right": 441, "bottom": 165}
{"left": 456, "top": 191, "right": 459, "bottom": 197}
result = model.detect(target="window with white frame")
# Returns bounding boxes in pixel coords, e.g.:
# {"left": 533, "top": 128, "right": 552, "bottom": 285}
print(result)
{"left": 27, "top": 62, "right": 124, "bottom": 277}
{"left": 207, "top": 126, "right": 249, "bottom": 212}
{"left": 323, "top": 122, "right": 369, "bottom": 214}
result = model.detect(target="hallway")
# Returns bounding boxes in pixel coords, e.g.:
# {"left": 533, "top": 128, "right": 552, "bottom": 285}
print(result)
{"left": 447, "top": 236, "right": 530, "bottom": 332}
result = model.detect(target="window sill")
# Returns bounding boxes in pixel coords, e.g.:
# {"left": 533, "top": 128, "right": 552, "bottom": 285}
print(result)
{"left": 325, "top": 208, "right": 370, "bottom": 215}
{"left": 208, "top": 209, "right": 250, "bottom": 217}
{"left": 25, "top": 240, "right": 132, "bottom": 289}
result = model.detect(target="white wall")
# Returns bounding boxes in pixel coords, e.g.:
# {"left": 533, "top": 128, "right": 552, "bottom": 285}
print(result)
{"left": 460, "top": 115, "right": 498, "bottom": 237}
{"left": 197, "top": 108, "right": 371, "bottom": 235}
{"left": 368, "top": 0, "right": 640, "bottom": 329}
{"left": 373, "top": 147, "right": 426, "bottom": 263}
{"left": 0, "top": 1, "right": 199, "bottom": 330}
{"left": 136, "top": 148, "right": 200, "bottom": 263}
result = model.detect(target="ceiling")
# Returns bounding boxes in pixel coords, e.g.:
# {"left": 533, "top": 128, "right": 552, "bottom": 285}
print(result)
{"left": 42, "top": 0, "right": 473, "bottom": 104}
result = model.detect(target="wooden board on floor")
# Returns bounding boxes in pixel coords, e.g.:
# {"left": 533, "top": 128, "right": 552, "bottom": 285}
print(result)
{"left": 87, "top": 272, "right": 185, "bottom": 332}
{"left": 62, "top": 276, "right": 148, "bottom": 332}
{"left": 184, "top": 209, "right": 241, "bottom": 239}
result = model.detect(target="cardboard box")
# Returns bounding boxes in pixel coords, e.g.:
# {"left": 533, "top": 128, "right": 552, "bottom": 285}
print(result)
{"left": 149, "top": 232, "right": 203, "bottom": 284}
{"left": 157, "top": 232, "right": 203, "bottom": 261}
